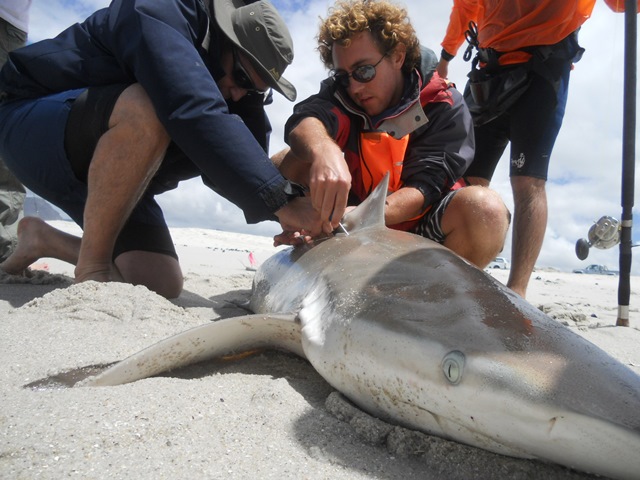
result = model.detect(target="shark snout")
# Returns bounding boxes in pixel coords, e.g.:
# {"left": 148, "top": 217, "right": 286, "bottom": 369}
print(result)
{"left": 443, "top": 351, "right": 640, "bottom": 479}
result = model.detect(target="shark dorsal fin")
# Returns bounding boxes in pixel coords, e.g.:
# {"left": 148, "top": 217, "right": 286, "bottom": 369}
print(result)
{"left": 341, "top": 173, "right": 389, "bottom": 233}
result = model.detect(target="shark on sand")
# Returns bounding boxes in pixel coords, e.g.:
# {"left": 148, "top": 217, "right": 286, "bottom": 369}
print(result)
{"left": 85, "top": 176, "right": 640, "bottom": 480}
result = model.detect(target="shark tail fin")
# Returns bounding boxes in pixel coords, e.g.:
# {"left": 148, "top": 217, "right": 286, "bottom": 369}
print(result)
{"left": 341, "top": 173, "right": 389, "bottom": 233}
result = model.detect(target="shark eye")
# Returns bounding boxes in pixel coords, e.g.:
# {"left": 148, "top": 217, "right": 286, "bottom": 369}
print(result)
{"left": 442, "top": 350, "right": 465, "bottom": 385}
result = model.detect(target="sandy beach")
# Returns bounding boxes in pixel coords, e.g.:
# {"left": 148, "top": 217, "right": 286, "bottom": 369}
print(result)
{"left": 1, "top": 220, "right": 639, "bottom": 480}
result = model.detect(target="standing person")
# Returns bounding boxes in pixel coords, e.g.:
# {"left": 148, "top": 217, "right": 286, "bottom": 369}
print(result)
{"left": 274, "top": 0, "right": 509, "bottom": 268}
{"left": 0, "top": 0, "right": 326, "bottom": 298}
{"left": 437, "top": 0, "right": 596, "bottom": 298}
{"left": 0, "top": 0, "right": 30, "bottom": 264}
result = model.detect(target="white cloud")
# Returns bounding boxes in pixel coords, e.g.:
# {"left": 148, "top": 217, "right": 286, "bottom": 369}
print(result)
{"left": 156, "top": 178, "right": 282, "bottom": 237}
{"left": 29, "top": 0, "right": 110, "bottom": 42}
{"left": 26, "top": 0, "right": 640, "bottom": 274}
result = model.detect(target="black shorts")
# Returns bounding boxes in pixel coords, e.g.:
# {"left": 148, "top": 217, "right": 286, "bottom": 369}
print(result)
{"left": 0, "top": 84, "right": 178, "bottom": 260}
{"left": 465, "top": 58, "right": 572, "bottom": 181}
{"left": 412, "top": 188, "right": 460, "bottom": 243}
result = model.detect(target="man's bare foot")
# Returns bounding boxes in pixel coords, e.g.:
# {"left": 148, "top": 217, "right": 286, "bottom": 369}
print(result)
{"left": 1, "top": 217, "right": 83, "bottom": 278}
{"left": 0, "top": 217, "right": 53, "bottom": 275}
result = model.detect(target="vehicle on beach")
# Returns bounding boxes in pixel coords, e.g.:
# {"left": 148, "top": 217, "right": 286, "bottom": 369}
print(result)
{"left": 487, "top": 257, "right": 509, "bottom": 270}
{"left": 572, "top": 264, "right": 618, "bottom": 275}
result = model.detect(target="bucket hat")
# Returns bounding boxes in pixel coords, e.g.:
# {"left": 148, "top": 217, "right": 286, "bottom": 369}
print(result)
{"left": 213, "top": 0, "right": 297, "bottom": 101}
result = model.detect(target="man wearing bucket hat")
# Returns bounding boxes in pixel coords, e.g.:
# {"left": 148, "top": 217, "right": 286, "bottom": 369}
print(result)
{"left": 0, "top": 0, "right": 326, "bottom": 298}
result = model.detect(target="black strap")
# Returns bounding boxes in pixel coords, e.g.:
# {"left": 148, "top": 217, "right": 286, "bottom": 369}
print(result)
{"left": 464, "top": 27, "right": 583, "bottom": 93}
{"left": 463, "top": 22, "right": 478, "bottom": 62}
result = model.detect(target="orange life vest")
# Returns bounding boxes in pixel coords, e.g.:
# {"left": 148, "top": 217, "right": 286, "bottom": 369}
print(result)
{"left": 357, "top": 131, "right": 409, "bottom": 196}
{"left": 355, "top": 130, "right": 467, "bottom": 231}
{"left": 342, "top": 73, "right": 459, "bottom": 231}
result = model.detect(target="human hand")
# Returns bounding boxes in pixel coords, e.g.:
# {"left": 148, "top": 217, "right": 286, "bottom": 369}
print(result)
{"left": 274, "top": 203, "right": 357, "bottom": 246}
{"left": 273, "top": 230, "right": 313, "bottom": 247}
{"left": 308, "top": 156, "right": 351, "bottom": 235}
{"left": 274, "top": 196, "right": 323, "bottom": 238}
{"left": 286, "top": 117, "right": 352, "bottom": 234}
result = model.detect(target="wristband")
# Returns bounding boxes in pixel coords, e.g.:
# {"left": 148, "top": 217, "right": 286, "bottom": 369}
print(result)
{"left": 440, "top": 49, "right": 455, "bottom": 62}
{"left": 283, "top": 181, "right": 307, "bottom": 201}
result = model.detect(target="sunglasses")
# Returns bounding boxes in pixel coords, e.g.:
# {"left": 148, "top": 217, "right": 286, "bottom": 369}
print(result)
{"left": 331, "top": 53, "right": 387, "bottom": 89}
{"left": 232, "top": 48, "right": 267, "bottom": 95}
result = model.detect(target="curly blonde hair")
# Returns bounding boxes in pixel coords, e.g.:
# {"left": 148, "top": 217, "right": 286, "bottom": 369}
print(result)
{"left": 317, "top": 0, "right": 420, "bottom": 74}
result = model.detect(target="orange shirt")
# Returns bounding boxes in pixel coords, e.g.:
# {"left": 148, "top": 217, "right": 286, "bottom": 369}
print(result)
{"left": 441, "top": 0, "right": 596, "bottom": 64}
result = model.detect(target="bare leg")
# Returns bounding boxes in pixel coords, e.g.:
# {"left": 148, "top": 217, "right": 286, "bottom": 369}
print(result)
{"left": 2, "top": 84, "right": 184, "bottom": 298}
{"left": 75, "top": 84, "right": 170, "bottom": 283}
{"left": 0, "top": 217, "right": 182, "bottom": 298}
{"left": 506, "top": 176, "right": 547, "bottom": 298}
{"left": 115, "top": 251, "right": 183, "bottom": 299}
{"left": 0, "top": 217, "right": 80, "bottom": 274}
{"left": 440, "top": 185, "right": 510, "bottom": 268}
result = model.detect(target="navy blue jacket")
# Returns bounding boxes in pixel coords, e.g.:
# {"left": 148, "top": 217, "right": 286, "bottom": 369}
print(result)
{"left": 0, "top": 0, "right": 291, "bottom": 223}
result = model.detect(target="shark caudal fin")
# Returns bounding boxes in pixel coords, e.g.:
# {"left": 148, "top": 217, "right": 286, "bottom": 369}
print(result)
{"left": 341, "top": 173, "right": 389, "bottom": 233}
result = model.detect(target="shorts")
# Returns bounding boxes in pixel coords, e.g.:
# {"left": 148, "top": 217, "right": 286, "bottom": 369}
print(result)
{"left": 0, "top": 85, "right": 178, "bottom": 260}
{"left": 464, "top": 57, "right": 572, "bottom": 181}
{"left": 411, "top": 188, "right": 461, "bottom": 243}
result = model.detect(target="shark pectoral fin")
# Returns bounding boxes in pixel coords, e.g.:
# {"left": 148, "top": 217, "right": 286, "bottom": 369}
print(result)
{"left": 82, "top": 314, "right": 302, "bottom": 387}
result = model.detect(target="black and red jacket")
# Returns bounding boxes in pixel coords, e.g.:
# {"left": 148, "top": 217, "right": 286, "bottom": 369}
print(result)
{"left": 285, "top": 46, "right": 475, "bottom": 230}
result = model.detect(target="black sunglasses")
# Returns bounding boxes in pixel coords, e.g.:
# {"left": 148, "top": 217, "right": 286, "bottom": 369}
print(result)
{"left": 232, "top": 48, "right": 267, "bottom": 94}
{"left": 331, "top": 53, "right": 387, "bottom": 89}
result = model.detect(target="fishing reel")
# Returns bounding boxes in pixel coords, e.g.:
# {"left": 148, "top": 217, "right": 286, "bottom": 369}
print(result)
{"left": 575, "top": 216, "right": 621, "bottom": 260}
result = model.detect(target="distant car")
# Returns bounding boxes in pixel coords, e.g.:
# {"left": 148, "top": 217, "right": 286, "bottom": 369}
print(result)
{"left": 487, "top": 257, "right": 509, "bottom": 270}
{"left": 572, "top": 264, "right": 618, "bottom": 276}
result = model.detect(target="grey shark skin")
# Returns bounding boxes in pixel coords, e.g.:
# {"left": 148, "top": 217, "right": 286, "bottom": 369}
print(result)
{"left": 86, "top": 176, "right": 640, "bottom": 480}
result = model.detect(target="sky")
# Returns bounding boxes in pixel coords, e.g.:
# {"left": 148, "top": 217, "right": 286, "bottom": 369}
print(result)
{"left": 24, "top": 0, "right": 640, "bottom": 274}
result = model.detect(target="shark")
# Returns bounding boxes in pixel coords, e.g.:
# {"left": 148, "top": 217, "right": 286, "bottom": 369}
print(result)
{"left": 85, "top": 176, "right": 640, "bottom": 480}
